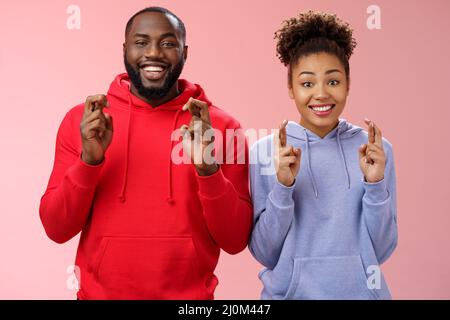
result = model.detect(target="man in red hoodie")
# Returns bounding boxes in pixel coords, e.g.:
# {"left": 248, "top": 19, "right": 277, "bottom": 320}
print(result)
{"left": 39, "top": 6, "right": 252, "bottom": 300}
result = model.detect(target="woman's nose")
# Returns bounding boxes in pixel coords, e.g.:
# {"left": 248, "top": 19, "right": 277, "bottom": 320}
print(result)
{"left": 314, "top": 84, "right": 330, "bottom": 99}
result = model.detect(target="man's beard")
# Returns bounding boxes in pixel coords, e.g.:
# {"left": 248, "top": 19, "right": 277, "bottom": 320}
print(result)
{"left": 124, "top": 56, "right": 184, "bottom": 101}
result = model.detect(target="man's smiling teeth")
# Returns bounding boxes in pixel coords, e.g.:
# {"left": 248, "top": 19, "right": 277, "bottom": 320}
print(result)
{"left": 310, "top": 105, "right": 334, "bottom": 111}
{"left": 143, "top": 66, "right": 164, "bottom": 72}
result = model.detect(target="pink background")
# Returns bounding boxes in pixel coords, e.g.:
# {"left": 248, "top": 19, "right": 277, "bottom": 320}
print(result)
{"left": 1, "top": 0, "right": 449, "bottom": 299}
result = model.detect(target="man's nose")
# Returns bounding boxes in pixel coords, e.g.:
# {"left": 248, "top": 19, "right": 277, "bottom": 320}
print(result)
{"left": 144, "top": 43, "right": 162, "bottom": 58}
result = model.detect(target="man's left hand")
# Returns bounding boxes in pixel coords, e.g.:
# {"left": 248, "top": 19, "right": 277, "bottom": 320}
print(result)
{"left": 181, "top": 97, "right": 219, "bottom": 176}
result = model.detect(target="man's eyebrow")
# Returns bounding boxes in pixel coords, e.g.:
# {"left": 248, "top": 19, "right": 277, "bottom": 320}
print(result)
{"left": 159, "top": 32, "right": 177, "bottom": 39}
{"left": 298, "top": 69, "right": 343, "bottom": 77}
{"left": 133, "top": 33, "right": 150, "bottom": 39}
{"left": 133, "top": 32, "right": 178, "bottom": 39}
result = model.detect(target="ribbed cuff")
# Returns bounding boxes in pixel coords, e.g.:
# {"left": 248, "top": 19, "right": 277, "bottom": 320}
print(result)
{"left": 270, "top": 179, "right": 296, "bottom": 207}
{"left": 363, "top": 178, "right": 389, "bottom": 203}
{"left": 66, "top": 156, "right": 105, "bottom": 188}
{"left": 196, "top": 166, "right": 228, "bottom": 199}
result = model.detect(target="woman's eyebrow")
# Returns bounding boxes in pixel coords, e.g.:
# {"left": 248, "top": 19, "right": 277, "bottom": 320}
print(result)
{"left": 325, "top": 69, "right": 342, "bottom": 74}
{"left": 298, "top": 69, "right": 343, "bottom": 77}
{"left": 299, "top": 71, "right": 315, "bottom": 76}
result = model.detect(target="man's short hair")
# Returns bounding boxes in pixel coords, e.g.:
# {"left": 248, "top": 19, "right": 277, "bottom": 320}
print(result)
{"left": 125, "top": 6, "right": 186, "bottom": 43}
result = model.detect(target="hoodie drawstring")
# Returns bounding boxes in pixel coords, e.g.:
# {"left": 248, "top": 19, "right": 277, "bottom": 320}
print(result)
{"left": 118, "top": 91, "right": 133, "bottom": 202}
{"left": 118, "top": 92, "right": 182, "bottom": 205}
{"left": 166, "top": 109, "right": 182, "bottom": 204}
{"left": 304, "top": 129, "right": 319, "bottom": 198}
{"left": 302, "top": 125, "right": 351, "bottom": 198}
{"left": 336, "top": 126, "right": 351, "bottom": 190}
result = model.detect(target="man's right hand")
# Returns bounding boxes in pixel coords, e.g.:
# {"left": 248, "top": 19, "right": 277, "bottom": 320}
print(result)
{"left": 80, "top": 95, "right": 113, "bottom": 165}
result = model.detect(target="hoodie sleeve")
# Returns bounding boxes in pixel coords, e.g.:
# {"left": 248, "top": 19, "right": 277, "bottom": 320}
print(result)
{"left": 248, "top": 137, "right": 295, "bottom": 269}
{"left": 39, "top": 108, "right": 103, "bottom": 244}
{"left": 195, "top": 121, "right": 253, "bottom": 255}
{"left": 362, "top": 142, "right": 398, "bottom": 264}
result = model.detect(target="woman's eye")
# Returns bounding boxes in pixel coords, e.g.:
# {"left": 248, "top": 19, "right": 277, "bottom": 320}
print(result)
{"left": 302, "top": 82, "right": 313, "bottom": 88}
{"left": 329, "top": 80, "right": 340, "bottom": 86}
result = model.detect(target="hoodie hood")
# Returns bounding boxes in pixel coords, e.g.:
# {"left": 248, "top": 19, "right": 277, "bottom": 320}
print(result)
{"left": 286, "top": 119, "right": 362, "bottom": 142}
{"left": 108, "top": 73, "right": 211, "bottom": 111}
{"left": 286, "top": 119, "right": 363, "bottom": 198}
{"left": 106, "top": 73, "right": 212, "bottom": 203}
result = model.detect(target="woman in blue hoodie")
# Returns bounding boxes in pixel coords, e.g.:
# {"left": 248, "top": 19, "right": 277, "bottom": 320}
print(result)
{"left": 249, "top": 11, "right": 397, "bottom": 300}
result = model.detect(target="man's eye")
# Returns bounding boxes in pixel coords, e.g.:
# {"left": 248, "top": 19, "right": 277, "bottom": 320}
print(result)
{"left": 329, "top": 80, "right": 340, "bottom": 86}
{"left": 161, "top": 42, "right": 176, "bottom": 47}
{"left": 302, "top": 82, "right": 313, "bottom": 88}
{"left": 136, "top": 41, "right": 147, "bottom": 46}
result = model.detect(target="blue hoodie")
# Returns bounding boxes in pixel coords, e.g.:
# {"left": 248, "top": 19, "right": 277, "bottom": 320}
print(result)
{"left": 249, "top": 119, "right": 397, "bottom": 300}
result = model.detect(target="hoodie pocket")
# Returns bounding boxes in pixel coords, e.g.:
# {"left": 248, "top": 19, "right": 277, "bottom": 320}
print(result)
{"left": 284, "top": 255, "right": 379, "bottom": 300}
{"left": 93, "top": 235, "right": 203, "bottom": 299}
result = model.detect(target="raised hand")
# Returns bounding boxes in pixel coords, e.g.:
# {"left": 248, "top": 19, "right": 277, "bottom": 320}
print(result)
{"left": 274, "top": 120, "right": 301, "bottom": 187}
{"left": 80, "top": 95, "right": 113, "bottom": 165}
{"left": 358, "top": 119, "right": 386, "bottom": 183}
{"left": 180, "top": 97, "right": 218, "bottom": 176}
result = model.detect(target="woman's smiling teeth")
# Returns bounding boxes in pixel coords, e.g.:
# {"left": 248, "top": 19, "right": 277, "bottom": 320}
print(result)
{"left": 308, "top": 104, "right": 335, "bottom": 116}
{"left": 309, "top": 104, "right": 334, "bottom": 111}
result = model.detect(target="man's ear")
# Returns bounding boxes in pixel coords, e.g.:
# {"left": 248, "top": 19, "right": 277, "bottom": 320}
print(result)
{"left": 123, "top": 42, "right": 126, "bottom": 56}
{"left": 183, "top": 45, "right": 188, "bottom": 61}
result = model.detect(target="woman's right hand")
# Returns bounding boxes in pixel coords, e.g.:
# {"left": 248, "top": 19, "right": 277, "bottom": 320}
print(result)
{"left": 80, "top": 94, "right": 113, "bottom": 165}
{"left": 274, "top": 120, "right": 301, "bottom": 187}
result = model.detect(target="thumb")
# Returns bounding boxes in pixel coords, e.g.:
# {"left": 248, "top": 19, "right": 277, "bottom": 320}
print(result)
{"left": 180, "top": 125, "right": 192, "bottom": 146}
{"left": 358, "top": 144, "right": 367, "bottom": 160}
{"left": 180, "top": 124, "right": 189, "bottom": 137}
{"left": 294, "top": 147, "right": 301, "bottom": 160}
{"left": 292, "top": 148, "right": 302, "bottom": 173}
{"left": 105, "top": 113, "right": 113, "bottom": 131}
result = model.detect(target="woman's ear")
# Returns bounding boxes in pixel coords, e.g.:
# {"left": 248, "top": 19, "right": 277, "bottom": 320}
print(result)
{"left": 288, "top": 84, "right": 294, "bottom": 99}
{"left": 346, "top": 77, "right": 351, "bottom": 96}
{"left": 288, "top": 70, "right": 294, "bottom": 99}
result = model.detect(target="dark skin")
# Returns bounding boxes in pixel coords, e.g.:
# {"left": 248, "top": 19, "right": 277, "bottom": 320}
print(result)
{"left": 81, "top": 12, "right": 218, "bottom": 175}
{"left": 181, "top": 98, "right": 219, "bottom": 176}
{"left": 123, "top": 12, "right": 187, "bottom": 106}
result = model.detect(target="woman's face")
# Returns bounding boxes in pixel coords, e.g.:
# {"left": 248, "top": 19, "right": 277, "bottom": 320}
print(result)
{"left": 289, "top": 52, "right": 349, "bottom": 138}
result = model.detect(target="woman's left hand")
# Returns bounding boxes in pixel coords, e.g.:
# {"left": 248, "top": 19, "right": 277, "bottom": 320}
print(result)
{"left": 358, "top": 119, "right": 386, "bottom": 183}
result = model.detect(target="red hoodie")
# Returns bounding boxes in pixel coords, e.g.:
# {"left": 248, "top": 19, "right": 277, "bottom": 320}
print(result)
{"left": 39, "top": 73, "right": 253, "bottom": 299}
